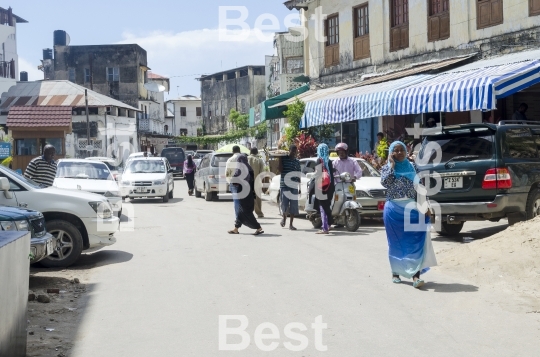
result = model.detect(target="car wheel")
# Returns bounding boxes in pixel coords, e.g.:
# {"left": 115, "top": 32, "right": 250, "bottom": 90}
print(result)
{"left": 345, "top": 210, "right": 361, "bottom": 232}
{"left": 525, "top": 188, "right": 540, "bottom": 220}
{"left": 40, "top": 220, "right": 83, "bottom": 268}
{"left": 205, "top": 184, "right": 213, "bottom": 201}
{"left": 311, "top": 216, "right": 322, "bottom": 229}
{"left": 169, "top": 187, "right": 174, "bottom": 199}
{"left": 163, "top": 186, "right": 170, "bottom": 202}
{"left": 195, "top": 184, "right": 202, "bottom": 198}
{"left": 118, "top": 209, "right": 122, "bottom": 218}
{"left": 437, "top": 221, "right": 464, "bottom": 236}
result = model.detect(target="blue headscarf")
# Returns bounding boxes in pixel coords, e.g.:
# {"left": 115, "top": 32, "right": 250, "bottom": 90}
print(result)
{"left": 388, "top": 141, "right": 418, "bottom": 183}
{"left": 317, "top": 143, "right": 330, "bottom": 172}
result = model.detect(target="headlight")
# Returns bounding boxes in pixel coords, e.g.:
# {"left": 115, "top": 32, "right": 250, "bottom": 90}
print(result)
{"left": 121, "top": 181, "right": 131, "bottom": 186}
{"left": 356, "top": 190, "right": 370, "bottom": 198}
{"left": 153, "top": 180, "right": 166, "bottom": 185}
{"left": 340, "top": 172, "right": 352, "bottom": 182}
{"left": 15, "top": 220, "right": 30, "bottom": 231}
{"left": 0, "top": 221, "right": 17, "bottom": 231}
{"left": 104, "top": 191, "right": 121, "bottom": 197}
{"left": 88, "top": 202, "right": 113, "bottom": 219}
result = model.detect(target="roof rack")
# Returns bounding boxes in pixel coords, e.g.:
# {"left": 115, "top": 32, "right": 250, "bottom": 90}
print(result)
{"left": 498, "top": 120, "right": 540, "bottom": 126}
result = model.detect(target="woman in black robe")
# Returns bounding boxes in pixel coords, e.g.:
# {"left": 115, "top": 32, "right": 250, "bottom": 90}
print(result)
{"left": 228, "top": 154, "right": 264, "bottom": 235}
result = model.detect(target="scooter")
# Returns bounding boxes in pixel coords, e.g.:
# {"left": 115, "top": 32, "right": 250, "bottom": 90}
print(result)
{"left": 305, "top": 171, "right": 362, "bottom": 232}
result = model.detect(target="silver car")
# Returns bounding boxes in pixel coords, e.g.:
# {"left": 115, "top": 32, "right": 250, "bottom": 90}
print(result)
{"left": 193, "top": 153, "right": 233, "bottom": 201}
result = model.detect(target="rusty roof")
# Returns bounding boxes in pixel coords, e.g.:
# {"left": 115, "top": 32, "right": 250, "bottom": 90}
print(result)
{"left": 7, "top": 106, "right": 72, "bottom": 128}
{"left": 148, "top": 72, "right": 169, "bottom": 80}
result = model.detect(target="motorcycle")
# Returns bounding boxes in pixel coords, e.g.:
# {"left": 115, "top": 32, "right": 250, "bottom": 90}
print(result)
{"left": 305, "top": 171, "right": 362, "bottom": 232}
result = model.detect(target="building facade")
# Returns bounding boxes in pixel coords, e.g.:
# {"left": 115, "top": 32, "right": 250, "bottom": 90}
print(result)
{"left": 0, "top": 7, "right": 27, "bottom": 95}
{"left": 166, "top": 95, "right": 202, "bottom": 137}
{"left": 198, "top": 65, "right": 266, "bottom": 135}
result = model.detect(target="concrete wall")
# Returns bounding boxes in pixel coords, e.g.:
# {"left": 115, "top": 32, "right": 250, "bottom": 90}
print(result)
{"left": 53, "top": 44, "right": 148, "bottom": 109}
{"left": 302, "top": 0, "right": 540, "bottom": 87}
{"left": 0, "top": 231, "right": 30, "bottom": 357}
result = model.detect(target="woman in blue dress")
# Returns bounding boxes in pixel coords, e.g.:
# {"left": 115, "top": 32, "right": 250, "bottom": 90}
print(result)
{"left": 381, "top": 141, "right": 437, "bottom": 289}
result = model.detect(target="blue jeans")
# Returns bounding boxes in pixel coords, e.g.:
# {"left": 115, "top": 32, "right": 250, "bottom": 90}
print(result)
{"left": 230, "top": 184, "right": 240, "bottom": 216}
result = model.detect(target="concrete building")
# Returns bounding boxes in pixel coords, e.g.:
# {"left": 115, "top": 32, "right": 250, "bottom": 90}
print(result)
{"left": 281, "top": 0, "right": 540, "bottom": 152}
{"left": 198, "top": 65, "right": 266, "bottom": 135}
{"left": 0, "top": 7, "right": 27, "bottom": 95}
{"left": 166, "top": 95, "right": 202, "bottom": 137}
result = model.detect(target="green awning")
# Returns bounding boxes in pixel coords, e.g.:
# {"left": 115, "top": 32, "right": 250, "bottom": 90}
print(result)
{"left": 249, "top": 85, "right": 309, "bottom": 127}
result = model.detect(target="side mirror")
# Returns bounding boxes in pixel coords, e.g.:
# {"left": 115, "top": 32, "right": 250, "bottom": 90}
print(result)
{"left": 0, "top": 177, "right": 10, "bottom": 191}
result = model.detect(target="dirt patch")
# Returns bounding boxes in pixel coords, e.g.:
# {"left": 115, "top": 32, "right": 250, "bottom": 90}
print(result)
{"left": 438, "top": 216, "right": 540, "bottom": 310}
{"left": 26, "top": 269, "right": 90, "bottom": 357}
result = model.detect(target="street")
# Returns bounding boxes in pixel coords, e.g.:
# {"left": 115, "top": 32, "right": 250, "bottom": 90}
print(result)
{"left": 60, "top": 179, "right": 540, "bottom": 357}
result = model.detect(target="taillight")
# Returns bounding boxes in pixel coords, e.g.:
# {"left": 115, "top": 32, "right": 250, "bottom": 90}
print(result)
{"left": 482, "top": 168, "right": 512, "bottom": 190}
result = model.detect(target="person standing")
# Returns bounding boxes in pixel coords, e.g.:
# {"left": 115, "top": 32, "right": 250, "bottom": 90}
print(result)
{"left": 279, "top": 145, "right": 301, "bottom": 230}
{"left": 512, "top": 103, "right": 528, "bottom": 121}
{"left": 183, "top": 154, "right": 197, "bottom": 196}
{"left": 380, "top": 141, "right": 437, "bottom": 289}
{"left": 247, "top": 147, "right": 266, "bottom": 218}
{"left": 227, "top": 154, "right": 264, "bottom": 235}
{"left": 24, "top": 145, "right": 57, "bottom": 187}
{"left": 225, "top": 145, "right": 242, "bottom": 215}
{"left": 374, "top": 132, "right": 388, "bottom": 161}
{"left": 313, "top": 143, "right": 335, "bottom": 234}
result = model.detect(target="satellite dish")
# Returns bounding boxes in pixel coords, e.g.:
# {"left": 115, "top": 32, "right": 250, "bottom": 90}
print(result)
{"left": 144, "top": 82, "right": 166, "bottom": 92}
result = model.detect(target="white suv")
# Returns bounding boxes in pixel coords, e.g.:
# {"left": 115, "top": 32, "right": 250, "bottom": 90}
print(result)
{"left": 120, "top": 157, "right": 174, "bottom": 202}
{"left": 0, "top": 166, "right": 119, "bottom": 267}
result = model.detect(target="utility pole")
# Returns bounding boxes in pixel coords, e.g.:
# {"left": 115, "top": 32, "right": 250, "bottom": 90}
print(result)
{"left": 85, "top": 89, "right": 91, "bottom": 157}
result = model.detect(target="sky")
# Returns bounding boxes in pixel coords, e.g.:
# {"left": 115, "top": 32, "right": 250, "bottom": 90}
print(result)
{"left": 14, "top": 0, "right": 298, "bottom": 99}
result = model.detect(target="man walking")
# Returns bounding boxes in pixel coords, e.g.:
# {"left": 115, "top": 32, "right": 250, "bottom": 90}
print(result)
{"left": 225, "top": 145, "right": 242, "bottom": 215}
{"left": 512, "top": 103, "right": 528, "bottom": 121}
{"left": 279, "top": 145, "right": 301, "bottom": 230}
{"left": 24, "top": 144, "right": 57, "bottom": 187}
{"left": 248, "top": 147, "right": 266, "bottom": 218}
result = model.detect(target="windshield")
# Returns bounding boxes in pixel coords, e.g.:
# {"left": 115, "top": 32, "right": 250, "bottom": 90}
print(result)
{"left": 103, "top": 162, "right": 121, "bottom": 171}
{"left": 357, "top": 160, "right": 380, "bottom": 177}
{"left": 211, "top": 154, "right": 233, "bottom": 167}
{"left": 161, "top": 149, "right": 185, "bottom": 164}
{"left": 57, "top": 162, "right": 113, "bottom": 180}
{"left": 126, "top": 160, "right": 166, "bottom": 173}
{"left": 420, "top": 133, "right": 495, "bottom": 164}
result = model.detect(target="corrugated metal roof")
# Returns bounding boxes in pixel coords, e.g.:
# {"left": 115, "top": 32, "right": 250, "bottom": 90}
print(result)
{"left": 7, "top": 106, "right": 72, "bottom": 128}
{"left": 148, "top": 72, "right": 169, "bottom": 79}
{"left": 443, "top": 49, "right": 540, "bottom": 73}
{"left": 0, "top": 80, "right": 140, "bottom": 111}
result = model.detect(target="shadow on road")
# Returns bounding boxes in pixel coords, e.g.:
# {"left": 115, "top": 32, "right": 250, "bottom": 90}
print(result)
{"left": 432, "top": 223, "right": 508, "bottom": 243}
{"left": 419, "top": 281, "right": 479, "bottom": 293}
{"left": 128, "top": 198, "right": 184, "bottom": 204}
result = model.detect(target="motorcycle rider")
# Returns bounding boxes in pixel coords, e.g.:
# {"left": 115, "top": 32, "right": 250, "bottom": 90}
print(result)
{"left": 332, "top": 143, "right": 362, "bottom": 228}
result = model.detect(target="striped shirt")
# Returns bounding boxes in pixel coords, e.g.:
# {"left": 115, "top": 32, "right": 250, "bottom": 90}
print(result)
{"left": 280, "top": 156, "right": 301, "bottom": 188}
{"left": 24, "top": 156, "right": 57, "bottom": 187}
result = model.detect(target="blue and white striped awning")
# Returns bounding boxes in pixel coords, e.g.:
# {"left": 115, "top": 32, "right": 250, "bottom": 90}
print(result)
{"left": 394, "top": 60, "right": 540, "bottom": 114}
{"left": 300, "top": 75, "right": 432, "bottom": 128}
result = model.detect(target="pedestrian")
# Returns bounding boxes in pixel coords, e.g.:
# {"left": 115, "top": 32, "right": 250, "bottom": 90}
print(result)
{"left": 313, "top": 143, "right": 335, "bottom": 234}
{"left": 374, "top": 132, "right": 388, "bottom": 161}
{"left": 227, "top": 154, "right": 264, "bottom": 235}
{"left": 279, "top": 145, "right": 301, "bottom": 230}
{"left": 183, "top": 154, "right": 196, "bottom": 196}
{"left": 247, "top": 147, "right": 266, "bottom": 218}
{"left": 512, "top": 103, "right": 528, "bottom": 121}
{"left": 225, "top": 145, "right": 242, "bottom": 217}
{"left": 380, "top": 141, "right": 437, "bottom": 289}
{"left": 24, "top": 144, "right": 57, "bottom": 187}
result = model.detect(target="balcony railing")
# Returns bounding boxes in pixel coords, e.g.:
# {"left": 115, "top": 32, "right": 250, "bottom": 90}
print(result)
{"left": 0, "top": 60, "right": 15, "bottom": 79}
{"left": 0, "top": 8, "right": 14, "bottom": 27}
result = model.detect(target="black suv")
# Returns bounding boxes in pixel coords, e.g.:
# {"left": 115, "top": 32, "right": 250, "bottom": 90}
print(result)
{"left": 419, "top": 121, "right": 540, "bottom": 235}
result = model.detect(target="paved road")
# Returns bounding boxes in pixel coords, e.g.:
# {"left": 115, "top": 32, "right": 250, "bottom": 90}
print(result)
{"left": 71, "top": 180, "right": 540, "bottom": 357}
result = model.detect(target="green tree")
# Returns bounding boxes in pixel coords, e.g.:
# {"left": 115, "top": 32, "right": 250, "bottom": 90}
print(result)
{"left": 283, "top": 98, "right": 305, "bottom": 145}
{"left": 228, "top": 109, "right": 249, "bottom": 130}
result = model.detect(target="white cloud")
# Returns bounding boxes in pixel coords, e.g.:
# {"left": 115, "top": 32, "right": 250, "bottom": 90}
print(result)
{"left": 18, "top": 56, "right": 43, "bottom": 82}
{"left": 117, "top": 28, "right": 274, "bottom": 98}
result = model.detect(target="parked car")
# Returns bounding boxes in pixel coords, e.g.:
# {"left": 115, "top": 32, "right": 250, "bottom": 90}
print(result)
{"left": 0, "top": 206, "right": 55, "bottom": 264}
{"left": 194, "top": 152, "right": 233, "bottom": 201}
{"left": 120, "top": 157, "right": 175, "bottom": 202}
{"left": 54, "top": 159, "right": 123, "bottom": 218}
{"left": 419, "top": 121, "right": 540, "bottom": 236}
{"left": 268, "top": 157, "right": 386, "bottom": 217}
{"left": 161, "top": 147, "right": 186, "bottom": 177}
{"left": 193, "top": 150, "right": 214, "bottom": 166}
{"left": 86, "top": 157, "right": 123, "bottom": 181}
{"left": 0, "top": 168, "right": 119, "bottom": 267}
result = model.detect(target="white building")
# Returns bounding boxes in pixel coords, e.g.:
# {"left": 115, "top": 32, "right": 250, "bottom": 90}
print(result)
{"left": 166, "top": 95, "right": 202, "bottom": 137}
{"left": 139, "top": 72, "right": 170, "bottom": 135}
{"left": 0, "top": 7, "right": 27, "bottom": 96}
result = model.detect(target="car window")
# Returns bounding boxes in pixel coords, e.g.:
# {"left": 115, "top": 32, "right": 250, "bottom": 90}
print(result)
{"left": 357, "top": 160, "right": 380, "bottom": 177}
{"left": 201, "top": 156, "right": 210, "bottom": 169}
{"left": 125, "top": 160, "right": 166, "bottom": 173}
{"left": 503, "top": 128, "right": 539, "bottom": 159}
{"left": 301, "top": 160, "right": 316, "bottom": 174}
{"left": 161, "top": 148, "right": 185, "bottom": 164}
{"left": 420, "top": 133, "right": 495, "bottom": 164}
{"left": 211, "top": 155, "right": 233, "bottom": 167}
{"left": 0, "top": 172, "right": 25, "bottom": 191}
{"left": 57, "top": 162, "right": 113, "bottom": 180}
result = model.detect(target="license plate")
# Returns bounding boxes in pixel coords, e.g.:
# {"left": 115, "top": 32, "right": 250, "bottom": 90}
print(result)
{"left": 444, "top": 177, "right": 463, "bottom": 189}
{"left": 46, "top": 240, "right": 54, "bottom": 255}
{"left": 348, "top": 185, "right": 355, "bottom": 194}
{"left": 135, "top": 187, "right": 147, "bottom": 193}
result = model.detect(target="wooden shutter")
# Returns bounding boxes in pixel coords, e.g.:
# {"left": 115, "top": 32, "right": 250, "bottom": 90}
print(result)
{"left": 478, "top": 1, "right": 491, "bottom": 28}
{"left": 333, "top": 46, "right": 340, "bottom": 65}
{"left": 478, "top": 0, "right": 504, "bottom": 29}
{"left": 532, "top": 0, "right": 540, "bottom": 16}
{"left": 428, "top": 16, "right": 440, "bottom": 42}
{"left": 400, "top": 26, "right": 409, "bottom": 49}
{"left": 325, "top": 46, "right": 333, "bottom": 67}
{"left": 490, "top": 0, "right": 503, "bottom": 24}
{"left": 440, "top": 13, "right": 450, "bottom": 38}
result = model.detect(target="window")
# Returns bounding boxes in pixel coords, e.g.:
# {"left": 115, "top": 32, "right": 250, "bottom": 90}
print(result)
{"left": 390, "top": 0, "right": 409, "bottom": 51}
{"left": 428, "top": 0, "right": 450, "bottom": 41}
{"left": 324, "top": 14, "right": 340, "bottom": 67}
{"left": 477, "top": 0, "right": 503, "bottom": 29}
{"left": 241, "top": 99, "right": 246, "bottom": 113}
{"left": 180, "top": 129, "right": 188, "bottom": 136}
{"left": 84, "top": 68, "right": 91, "bottom": 83}
{"left": 164, "top": 125, "right": 169, "bottom": 133}
{"left": 68, "top": 68, "right": 75, "bottom": 82}
{"left": 196, "top": 107, "right": 202, "bottom": 116}
{"left": 180, "top": 107, "right": 187, "bottom": 117}
{"left": 503, "top": 128, "right": 539, "bottom": 159}
{"left": 530, "top": 0, "right": 540, "bottom": 16}
{"left": 43, "top": 138, "right": 64, "bottom": 155}
{"left": 353, "top": 4, "right": 370, "bottom": 60}
{"left": 107, "top": 67, "right": 120, "bottom": 82}
{"left": 15, "top": 139, "right": 38, "bottom": 156}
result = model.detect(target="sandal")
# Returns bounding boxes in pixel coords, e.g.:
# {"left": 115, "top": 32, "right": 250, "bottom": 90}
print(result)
{"left": 280, "top": 219, "right": 286, "bottom": 228}
{"left": 228, "top": 230, "right": 239, "bottom": 234}
{"left": 289, "top": 226, "right": 297, "bottom": 231}
{"left": 392, "top": 277, "right": 402, "bottom": 284}
{"left": 253, "top": 230, "right": 264, "bottom": 236}
{"left": 413, "top": 279, "right": 425, "bottom": 289}
{"left": 316, "top": 230, "right": 329, "bottom": 234}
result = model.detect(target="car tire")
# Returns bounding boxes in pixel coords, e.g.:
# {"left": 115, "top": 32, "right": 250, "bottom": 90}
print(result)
{"left": 311, "top": 217, "right": 322, "bottom": 229}
{"left": 438, "top": 221, "right": 464, "bottom": 236}
{"left": 195, "top": 186, "right": 201, "bottom": 198}
{"left": 40, "top": 220, "right": 83, "bottom": 268}
{"left": 205, "top": 185, "right": 213, "bottom": 201}
{"left": 525, "top": 188, "right": 540, "bottom": 220}
{"left": 163, "top": 186, "right": 170, "bottom": 202}
{"left": 169, "top": 187, "right": 174, "bottom": 199}
{"left": 118, "top": 209, "right": 122, "bottom": 218}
